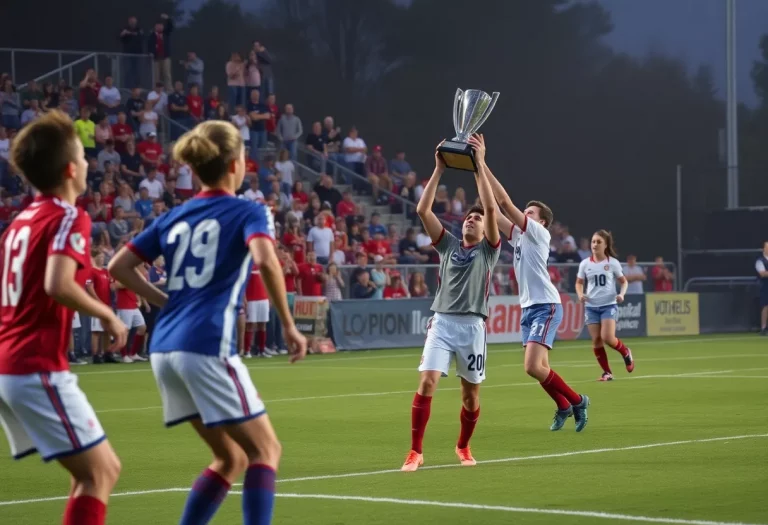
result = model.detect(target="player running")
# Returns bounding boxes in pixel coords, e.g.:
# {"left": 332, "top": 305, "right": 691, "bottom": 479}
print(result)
{"left": 108, "top": 120, "right": 307, "bottom": 525}
{"left": 575, "top": 230, "right": 635, "bottom": 381}
{"left": 87, "top": 249, "right": 120, "bottom": 364}
{"left": 401, "top": 135, "right": 500, "bottom": 472}
{"left": 0, "top": 111, "right": 127, "bottom": 525}
{"left": 482, "top": 162, "right": 590, "bottom": 432}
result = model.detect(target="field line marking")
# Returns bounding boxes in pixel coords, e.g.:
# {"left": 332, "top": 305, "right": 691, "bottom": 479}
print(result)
{"left": 92, "top": 367, "right": 760, "bottom": 414}
{"left": 265, "top": 433, "right": 768, "bottom": 484}
{"left": 1, "top": 434, "right": 766, "bottom": 510}
{"left": 73, "top": 335, "right": 760, "bottom": 377}
{"left": 261, "top": 493, "right": 765, "bottom": 525}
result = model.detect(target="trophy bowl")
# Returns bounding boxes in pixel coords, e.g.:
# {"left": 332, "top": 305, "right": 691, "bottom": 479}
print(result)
{"left": 437, "top": 88, "right": 500, "bottom": 172}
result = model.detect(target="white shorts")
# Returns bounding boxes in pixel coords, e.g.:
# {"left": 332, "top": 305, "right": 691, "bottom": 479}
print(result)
{"left": 246, "top": 300, "right": 270, "bottom": 323}
{"left": 91, "top": 317, "right": 104, "bottom": 332}
{"left": 418, "top": 313, "right": 488, "bottom": 384}
{"left": 72, "top": 312, "right": 81, "bottom": 329}
{"left": 117, "top": 308, "right": 145, "bottom": 329}
{"left": 0, "top": 372, "right": 106, "bottom": 461}
{"left": 150, "top": 352, "right": 265, "bottom": 428}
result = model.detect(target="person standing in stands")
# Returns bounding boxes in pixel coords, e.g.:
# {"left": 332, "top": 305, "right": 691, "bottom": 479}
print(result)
{"left": 757, "top": 241, "right": 768, "bottom": 336}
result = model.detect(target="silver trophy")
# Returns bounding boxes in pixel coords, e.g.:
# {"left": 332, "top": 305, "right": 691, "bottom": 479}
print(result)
{"left": 438, "top": 88, "right": 500, "bottom": 171}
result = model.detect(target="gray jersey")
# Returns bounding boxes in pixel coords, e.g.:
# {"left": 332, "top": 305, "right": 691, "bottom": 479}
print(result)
{"left": 430, "top": 229, "right": 501, "bottom": 318}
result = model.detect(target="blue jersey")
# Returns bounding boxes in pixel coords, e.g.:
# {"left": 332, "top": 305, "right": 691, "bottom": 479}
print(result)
{"left": 127, "top": 190, "right": 275, "bottom": 357}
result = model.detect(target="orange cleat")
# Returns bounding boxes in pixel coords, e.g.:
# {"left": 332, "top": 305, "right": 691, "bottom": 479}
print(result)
{"left": 455, "top": 446, "right": 477, "bottom": 466}
{"left": 401, "top": 450, "right": 424, "bottom": 472}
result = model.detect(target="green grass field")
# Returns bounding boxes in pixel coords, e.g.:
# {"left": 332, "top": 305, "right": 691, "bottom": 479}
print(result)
{"left": 1, "top": 334, "right": 766, "bottom": 525}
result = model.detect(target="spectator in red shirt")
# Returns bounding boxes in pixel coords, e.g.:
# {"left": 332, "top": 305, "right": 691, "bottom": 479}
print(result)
{"left": 282, "top": 215, "right": 306, "bottom": 265}
{"left": 365, "top": 231, "right": 396, "bottom": 265}
{"left": 383, "top": 272, "right": 410, "bottom": 299}
{"left": 265, "top": 93, "right": 279, "bottom": 138}
{"left": 365, "top": 145, "right": 392, "bottom": 204}
{"left": 291, "top": 180, "right": 309, "bottom": 211}
{"left": 336, "top": 190, "right": 364, "bottom": 227}
{"left": 187, "top": 83, "right": 203, "bottom": 122}
{"left": 137, "top": 132, "right": 163, "bottom": 170}
{"left": 652, "top": 256, "right": 674, "bottom": 291}
{"left": 111, "top": 111, "right": 133, "bottom": 154}
{"left": 78, "top": 68, "right": 101, "bottom": 110}
{"left": 297, "top": 251, "right": 325, "bottom": 297}
{"left": 205, "top": 86, "right": 221, "bottom": 120}
{"left": 278, "top": 246, "right": 298, "bottom": 294}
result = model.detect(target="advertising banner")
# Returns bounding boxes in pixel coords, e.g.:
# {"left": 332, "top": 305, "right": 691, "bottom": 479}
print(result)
{"left": 575, "top": 294, "right": 647, "bottom": 339}
{"left": 484, "top": 294, "right": 587, "bottom": 343}
{"left": 329, "top": 298, "right": 434, "bottom": 350}
{"left": 645, "top": 293, "right": 700, "bottom": 336}
{"left": 293, "top": 296, "right": 329, "bottom": 337}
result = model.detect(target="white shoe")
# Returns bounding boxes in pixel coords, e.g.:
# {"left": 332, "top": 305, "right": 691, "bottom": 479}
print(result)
{"left": 243, "top": 352, "right": 253, "bottom": 359}
{"left": 264, "top": 348, "right": 279, "bottom": 356}
{"left": 278, "top": 348, "right": 288, "bottom": 355}
{"left": 257, "top": 352, "right": 272, "bottom": 358}
{"left": 132, "top": 354, "right": 148, "bottom": 362}
{"left": 122, "top": 355, "right": 134, "bottom": 364}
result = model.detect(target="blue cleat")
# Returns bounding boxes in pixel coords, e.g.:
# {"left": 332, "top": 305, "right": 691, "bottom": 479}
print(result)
{"left": 572, "top": 394, "right": 590, "bottom": 432}
{"left": 550, "top": 406, "right": 572, "bottom": 431}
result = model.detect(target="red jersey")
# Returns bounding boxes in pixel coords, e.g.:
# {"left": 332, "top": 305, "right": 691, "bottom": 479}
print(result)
{"left": 87, "top": 267, "right": 112, "bottom": 305}
{"left": 365, "top": 239, "right": 391, "bottom": 257}
{"left": 111, "top": 123, "right": 133, "bottom": 152}
{"left": 116, "top": 286, "right": 139, "bottom": 309}
{"left": 137, "top": 141, "right": 162, "bottom": 164}
{"left": 336, "top": 200, "right": 356, "bottom": 218}
{"left": 266, "top": 103, "right": 279, "bottom": 133}
{"left": 282, "top": 232, "right": 305, "bottom": 265}
{"left": 246, "top": 268, "right": 268, "bottom": 301}
{"left": 0, "top": 197, "right": 92, "bottom": 374}
{"left": 383, "top": 285, "right": 408, "bottom": 299}
{"left": 297, "top": 263, "right": 323, "bottom": 296}
{"left": 281, "top": 261, "right": 297, "bottom": 293}
{"left": 652, "top": 266, "right": 673, "bottom": 292}
{"left": 187, "top": 95, "right": 203, "bottom": 119}
{"left": 245, "top": 158, "right": 259, "bottom": 174}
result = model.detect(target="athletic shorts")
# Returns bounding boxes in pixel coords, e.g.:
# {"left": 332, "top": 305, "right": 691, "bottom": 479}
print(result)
{"left": 117, "top": 308, "right": 145, "bottom": 329}
{"left": 91, "top": 317, "right": 104, "bottom": 332}
{"left": 72, "top": 312, "right": 81, "bottom": 330}
{"left": 150, "top": 352, "right": 265, "bottom": 428}
{"left": 761, "top": 288, "right": 768, "bottom": 308}
{"left": 418, "top": 313, "right": 487, "bottom": 384}
{"left": 585, "top": 304, "right": 618, "bottom": 325}
{"left": 246, "top": 300, "right": 269, "bottom": 323}
{"left": 521, "top": 303, "right": 563, "bottom": 350}
{"left": 0, "top": 371, "right": 106, "bottom": 461}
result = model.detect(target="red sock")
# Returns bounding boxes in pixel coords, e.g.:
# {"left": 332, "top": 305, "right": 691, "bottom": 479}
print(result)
{"left": 129, "top": 334, "right": 145, "bottom": 356}
{"left": 256, "top": 329, "right": 267, "bottom": 353}
{"left": 410, "top": 393, "right": 432, "bottom": 454}
{"left": 244, "top": 331, "right": 253, "bottom": 354}
{"left": 608, "top": 338, "right": 629, "bottom": 358}
{"left": 545, "top": 369, "right": 582, "bottom": 406}
{"left": 539, "top": 378, "right": 571, "bottom": 410}
{"left": 457, "top": 407, "right": 480, "bottom": 449}
{"left": 593, "top": 347, "right": 611, "bottom": 374}
{"left": 120, "top": 346, "right": 128, "bottom": 358}
{"left": 63, "top": 495, "right": 106, "bottom": 525}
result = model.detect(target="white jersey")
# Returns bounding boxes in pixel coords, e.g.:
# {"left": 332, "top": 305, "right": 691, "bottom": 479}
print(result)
{"left": 509, "top": 217, "right": 561, "bottom": 309}
{"left": 578, "top": 256, "right": 624, "bottom": 307}
{"left": 623, "top": 264, "right": 645, "bottom": 294}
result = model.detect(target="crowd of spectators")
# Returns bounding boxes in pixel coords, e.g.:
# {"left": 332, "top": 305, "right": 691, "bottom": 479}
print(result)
{"left": 0, "top": 13, "right": 673, "bottom": 308}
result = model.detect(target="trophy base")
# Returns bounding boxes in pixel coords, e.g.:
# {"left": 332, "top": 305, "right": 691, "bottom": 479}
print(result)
{"left": 437, "top": 141, "right": 476, "bottom": 172}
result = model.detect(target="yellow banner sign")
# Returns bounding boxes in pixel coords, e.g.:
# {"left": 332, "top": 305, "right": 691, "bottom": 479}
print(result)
{"left": 645, "top": 293, "right": 700, "bottom": 336}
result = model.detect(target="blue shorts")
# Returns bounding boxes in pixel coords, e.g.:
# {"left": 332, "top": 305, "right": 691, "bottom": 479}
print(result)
{"left": 585, "top": 304, "right": 618, "bottom": 325}
{"left": 521, "top": 304, "right": 563, "bottom": 350}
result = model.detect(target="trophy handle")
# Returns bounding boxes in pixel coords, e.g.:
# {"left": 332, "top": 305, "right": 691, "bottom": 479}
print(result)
{"left": 452, "top": 88, "right": 463, "bottom": 138}
{"left": 472, "top": 91, "right": 500, "bottom": 135}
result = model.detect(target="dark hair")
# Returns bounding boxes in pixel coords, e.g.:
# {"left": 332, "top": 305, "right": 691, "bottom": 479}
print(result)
{"left": 173, "top": 121, "right": 243, "bottom": 186}
{"left": 464, "top": 204, "right": 484, "bottom": 221}
{"left": 593, "top": 230, "right": 617, "bottom": 258}
{"left": 526, "top": 200, "right": 554, "bottom": 228}
{"left": 10, "top": 111, "right": 79, "bottom": 193}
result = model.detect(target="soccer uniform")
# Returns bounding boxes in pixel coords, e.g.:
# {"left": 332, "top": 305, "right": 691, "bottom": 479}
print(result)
{"left": 578, "top": 256, "right": 624, "bottom": 325}
{"left": 126, "top": 190, "right": 275, "bottom": 427}
{"left": 508, "top": 217, "right": 563, "bottom": 349}
{"left": 418, "top": 228, "right": 500, "bottom": 384}
{"left": 0, "top": 196, "right": 106, "bottom": 461}
{"left": 87, "top": 267, "right": 113, "bottom": 332}
{"left": 756, "top": 255, "right": 768, "bottom": 307}
{"left": 116, "top": 285, "right": 145, "bottom": 329}
{"left": 245, "top": 269, "right": 269, "bottom": 323}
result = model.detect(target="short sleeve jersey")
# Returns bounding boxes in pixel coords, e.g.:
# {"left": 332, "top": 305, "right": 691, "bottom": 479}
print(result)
{"left": 577, "top": 256, "right": 624, "bottom": 307}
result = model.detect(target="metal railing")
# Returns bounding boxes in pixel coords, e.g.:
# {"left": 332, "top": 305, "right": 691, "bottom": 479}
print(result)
{"left": 1, "top": 48, "right": 155, "bottom": 91}
{"left": 683, "top": 276, "right": 758, "bottom": 292}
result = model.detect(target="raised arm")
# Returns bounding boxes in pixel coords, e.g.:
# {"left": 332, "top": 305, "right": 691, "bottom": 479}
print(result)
{"left": 483, "top": 159, "right": 526, "bottom": 229}
{"left": 467, "top": 134, "right": 499, "bottom": 247}
{"left": 108, "top": 249, "right": 168, "bottom": 307}
{"left": 416, "top": 143, "right": 447, "bottom": 243}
